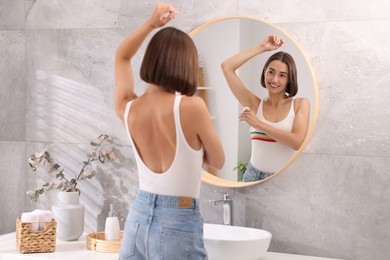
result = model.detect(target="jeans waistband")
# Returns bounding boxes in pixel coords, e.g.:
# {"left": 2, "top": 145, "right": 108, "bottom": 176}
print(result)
{"left": 135, "top": 190, "right": 199, "bottom": 209}
{"left": 247, "top": 161, "right": 273, "bottom": 177}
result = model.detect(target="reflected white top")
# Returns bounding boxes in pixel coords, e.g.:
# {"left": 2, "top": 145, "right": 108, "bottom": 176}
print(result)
{"left": 249, "top": 98, "right": 296, "bottom": 173}
{"left": 124, "top": 95, "right": 204, "bottom": 198}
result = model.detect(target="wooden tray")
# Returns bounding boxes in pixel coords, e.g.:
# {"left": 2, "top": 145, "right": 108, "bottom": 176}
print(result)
{"left": 86, "top": 231, "right": 124, "bottom": 253}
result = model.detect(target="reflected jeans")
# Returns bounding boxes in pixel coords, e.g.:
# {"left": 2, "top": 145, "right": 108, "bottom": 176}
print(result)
{"left": 242, "top": 161, "right": 273, "bottom": 182}
{"left": 119, "top": 190, "right": 208, "bottom": 260}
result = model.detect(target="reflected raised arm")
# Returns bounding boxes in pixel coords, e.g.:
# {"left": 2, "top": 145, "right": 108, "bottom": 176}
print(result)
{"left": 221, "top": 35, "right": 284, "bottom": 111}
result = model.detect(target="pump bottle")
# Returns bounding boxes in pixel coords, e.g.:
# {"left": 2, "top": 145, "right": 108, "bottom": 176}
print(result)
{"left": 104, "top": 204, "right": 120, "bottom": 241}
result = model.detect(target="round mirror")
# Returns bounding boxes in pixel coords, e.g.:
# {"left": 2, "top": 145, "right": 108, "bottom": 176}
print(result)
{"left": 189, "top": 17, "right": 319, "bottom": 188}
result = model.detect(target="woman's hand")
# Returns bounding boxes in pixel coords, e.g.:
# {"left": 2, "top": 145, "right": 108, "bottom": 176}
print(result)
{"left": 239, "top": 107, "right": 259, "bottom": 128}
{"left": 260, "top": 35, "right": 284, "bottom": 51}
{"left": 148, "top": 3, "right": 177, "bottom": 28}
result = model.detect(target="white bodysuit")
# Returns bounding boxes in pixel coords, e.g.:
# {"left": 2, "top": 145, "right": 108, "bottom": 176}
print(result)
{"left": 249, "top": 98, "right": 296, "bottom": 173}
{"left": 124, "top": 95, "right": 204, "bottom": 199}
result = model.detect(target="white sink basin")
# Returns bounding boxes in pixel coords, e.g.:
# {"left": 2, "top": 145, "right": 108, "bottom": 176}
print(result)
{"left": 203, "top": 223, "right": 272, "bottom": 260}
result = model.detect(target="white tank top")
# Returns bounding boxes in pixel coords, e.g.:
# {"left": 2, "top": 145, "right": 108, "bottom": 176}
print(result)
{"left": 249, "top": 98, "right": 296, "bottom": 173}
{"left": 124, "top": 95, "right": 204, "bottom": 199}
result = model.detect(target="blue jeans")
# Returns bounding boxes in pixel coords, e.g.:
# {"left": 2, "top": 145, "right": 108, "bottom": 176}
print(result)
{"left": 242, "top": 161, "right": 273, "bottom": 182}
{"left": 119, "top": 190, "right": 208, "bottom": 260}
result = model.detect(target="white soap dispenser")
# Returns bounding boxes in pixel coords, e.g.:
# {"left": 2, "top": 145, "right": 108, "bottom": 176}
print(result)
{"left": 104, "top": 204, "right": 120, "bottom": 241}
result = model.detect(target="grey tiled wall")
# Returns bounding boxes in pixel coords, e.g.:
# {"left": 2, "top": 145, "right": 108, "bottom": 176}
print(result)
{"left": 1, "top": 1, "right": 389, "bottom": 260}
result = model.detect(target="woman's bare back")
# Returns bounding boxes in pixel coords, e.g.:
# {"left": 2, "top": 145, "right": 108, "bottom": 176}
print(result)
{"left": 127, "top": 91, "right": 201, "bottom": 173}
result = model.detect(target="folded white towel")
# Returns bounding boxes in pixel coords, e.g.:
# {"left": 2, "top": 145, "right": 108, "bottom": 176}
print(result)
{"left": 21, "top": 210, "right": 54, "bottom": 231}
{"left": 21, "top": 212, "right": 40, "bottom": 231}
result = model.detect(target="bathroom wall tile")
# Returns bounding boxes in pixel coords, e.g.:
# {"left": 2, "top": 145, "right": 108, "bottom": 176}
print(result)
{"left": 162, "top": 0, "right": 238, "bottom": 33}
{"left": 24, "top": 141, "right": 138, "bottom": 233}
{"left": 25, "top": 28, "right": 133, "bottom": 145}
{"left": 25, "top": 0, "right": 237, "bottom": 31}
{"left": 238, "top": 0, "right": 390, "bottom": 23}
{"left": 0, "top": 30, "right": 25, "bottom": 141}
{"left": 0, "top": 142, "right": 25, "bottom": 235}
{"left": 236, "top": 153, "right": 390, "bottom": 260}
{"left": 25, "top": 0, "right": 122, "bottom": 29}
{"left": 117, "top": 0, "right": 238, "bottom": 33}
{"left": 0, "top": 0, "right": 25, "bottom": 29}
{"left": 276, "top": 21, "right": 390, "bottom": 157}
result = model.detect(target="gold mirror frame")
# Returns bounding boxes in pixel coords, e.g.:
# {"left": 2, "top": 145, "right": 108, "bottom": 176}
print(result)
{"left": 189, "top": 16, "right": 319, "bottom": 188}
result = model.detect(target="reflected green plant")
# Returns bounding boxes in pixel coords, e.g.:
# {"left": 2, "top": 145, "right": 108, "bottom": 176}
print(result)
{"left": 234, "top": 161, "right": 247, "bottom": 182}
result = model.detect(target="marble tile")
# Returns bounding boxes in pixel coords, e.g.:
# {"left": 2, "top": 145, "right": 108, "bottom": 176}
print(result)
{"left": 236, "top": 153, "right": 390, "bottom": 260}
{"left": 0, "top": 142, "right": 25, "bottom": 235}
{"left": 25, "top": 0, "right": 237, "bottom": 31}
{"left": 25, "top": 28, "right": 133, "bottom": 144}
{"left": 26, "top": 0, "right": 122, "bottom": 29}
{"left": 0, "top": 30, "right": 25, "bottom": 141}
{"left": 276, "top": 21, "right": 390, "bottom": 157}
{"left": 238, "top": 0, "right": 390, "bottom": 23}
{"left": 163, "top": 0, "right": 238, "bottom": 33}
{"left": 0, "top": 0, "right": 25, "bottom": 29}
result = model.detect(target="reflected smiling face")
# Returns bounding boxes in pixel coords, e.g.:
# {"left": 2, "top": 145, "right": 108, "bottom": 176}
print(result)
{"left": 263, "top": 60, "right": 289, "bottom": 95}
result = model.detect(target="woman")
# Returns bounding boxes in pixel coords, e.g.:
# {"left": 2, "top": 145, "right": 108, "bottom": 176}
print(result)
{"left": 114, "top": 3, "right": 224, "bottom": 260}
{"left": 221, "top": 35, "right": 309, "bottom": 182}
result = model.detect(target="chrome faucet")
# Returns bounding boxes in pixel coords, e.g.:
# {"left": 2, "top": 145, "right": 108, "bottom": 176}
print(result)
{"left": 209, "top": 192, "right": 233, "bottom": 225}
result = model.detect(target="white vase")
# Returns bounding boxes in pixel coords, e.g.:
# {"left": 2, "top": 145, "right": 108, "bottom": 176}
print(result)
{"left": 52, "top": 191, "right": 84, "bottom": 241}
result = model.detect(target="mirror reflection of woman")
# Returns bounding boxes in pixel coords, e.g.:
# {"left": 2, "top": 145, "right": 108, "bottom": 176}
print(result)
{"left": 221, "top": 35, "right": 310, "bottom": 182}
{"left": 115, "top": 3, "right": 224, "bottom": 259}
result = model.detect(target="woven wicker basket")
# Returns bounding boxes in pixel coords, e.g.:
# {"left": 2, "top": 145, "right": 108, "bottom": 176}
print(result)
{"left": 16, "top": 217, "right": 56, "bottom": 254}
{"left": 86, "top": 231, "right": 124, "bottom": 253}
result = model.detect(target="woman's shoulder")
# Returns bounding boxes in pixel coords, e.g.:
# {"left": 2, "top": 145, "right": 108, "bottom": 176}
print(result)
{"left": 181, "top": 95, "right": 206, "bottom": 108}
{"left": 293, "top": 97, "right": 310, "bottom": 112}
{"left": 180, "top": 95, "right": 209, "bottom": 116}
{"left": 294, "top": 97, "right": 309, "bottom": 105}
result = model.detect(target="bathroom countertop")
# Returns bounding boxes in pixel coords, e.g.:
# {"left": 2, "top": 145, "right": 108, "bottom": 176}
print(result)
{"left": 0, "top": 232, "right": 343, "bottom": 260}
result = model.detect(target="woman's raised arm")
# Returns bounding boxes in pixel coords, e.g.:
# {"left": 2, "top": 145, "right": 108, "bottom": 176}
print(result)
{"left": 114, "top": 3, "right": 177, "bottom": 121}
